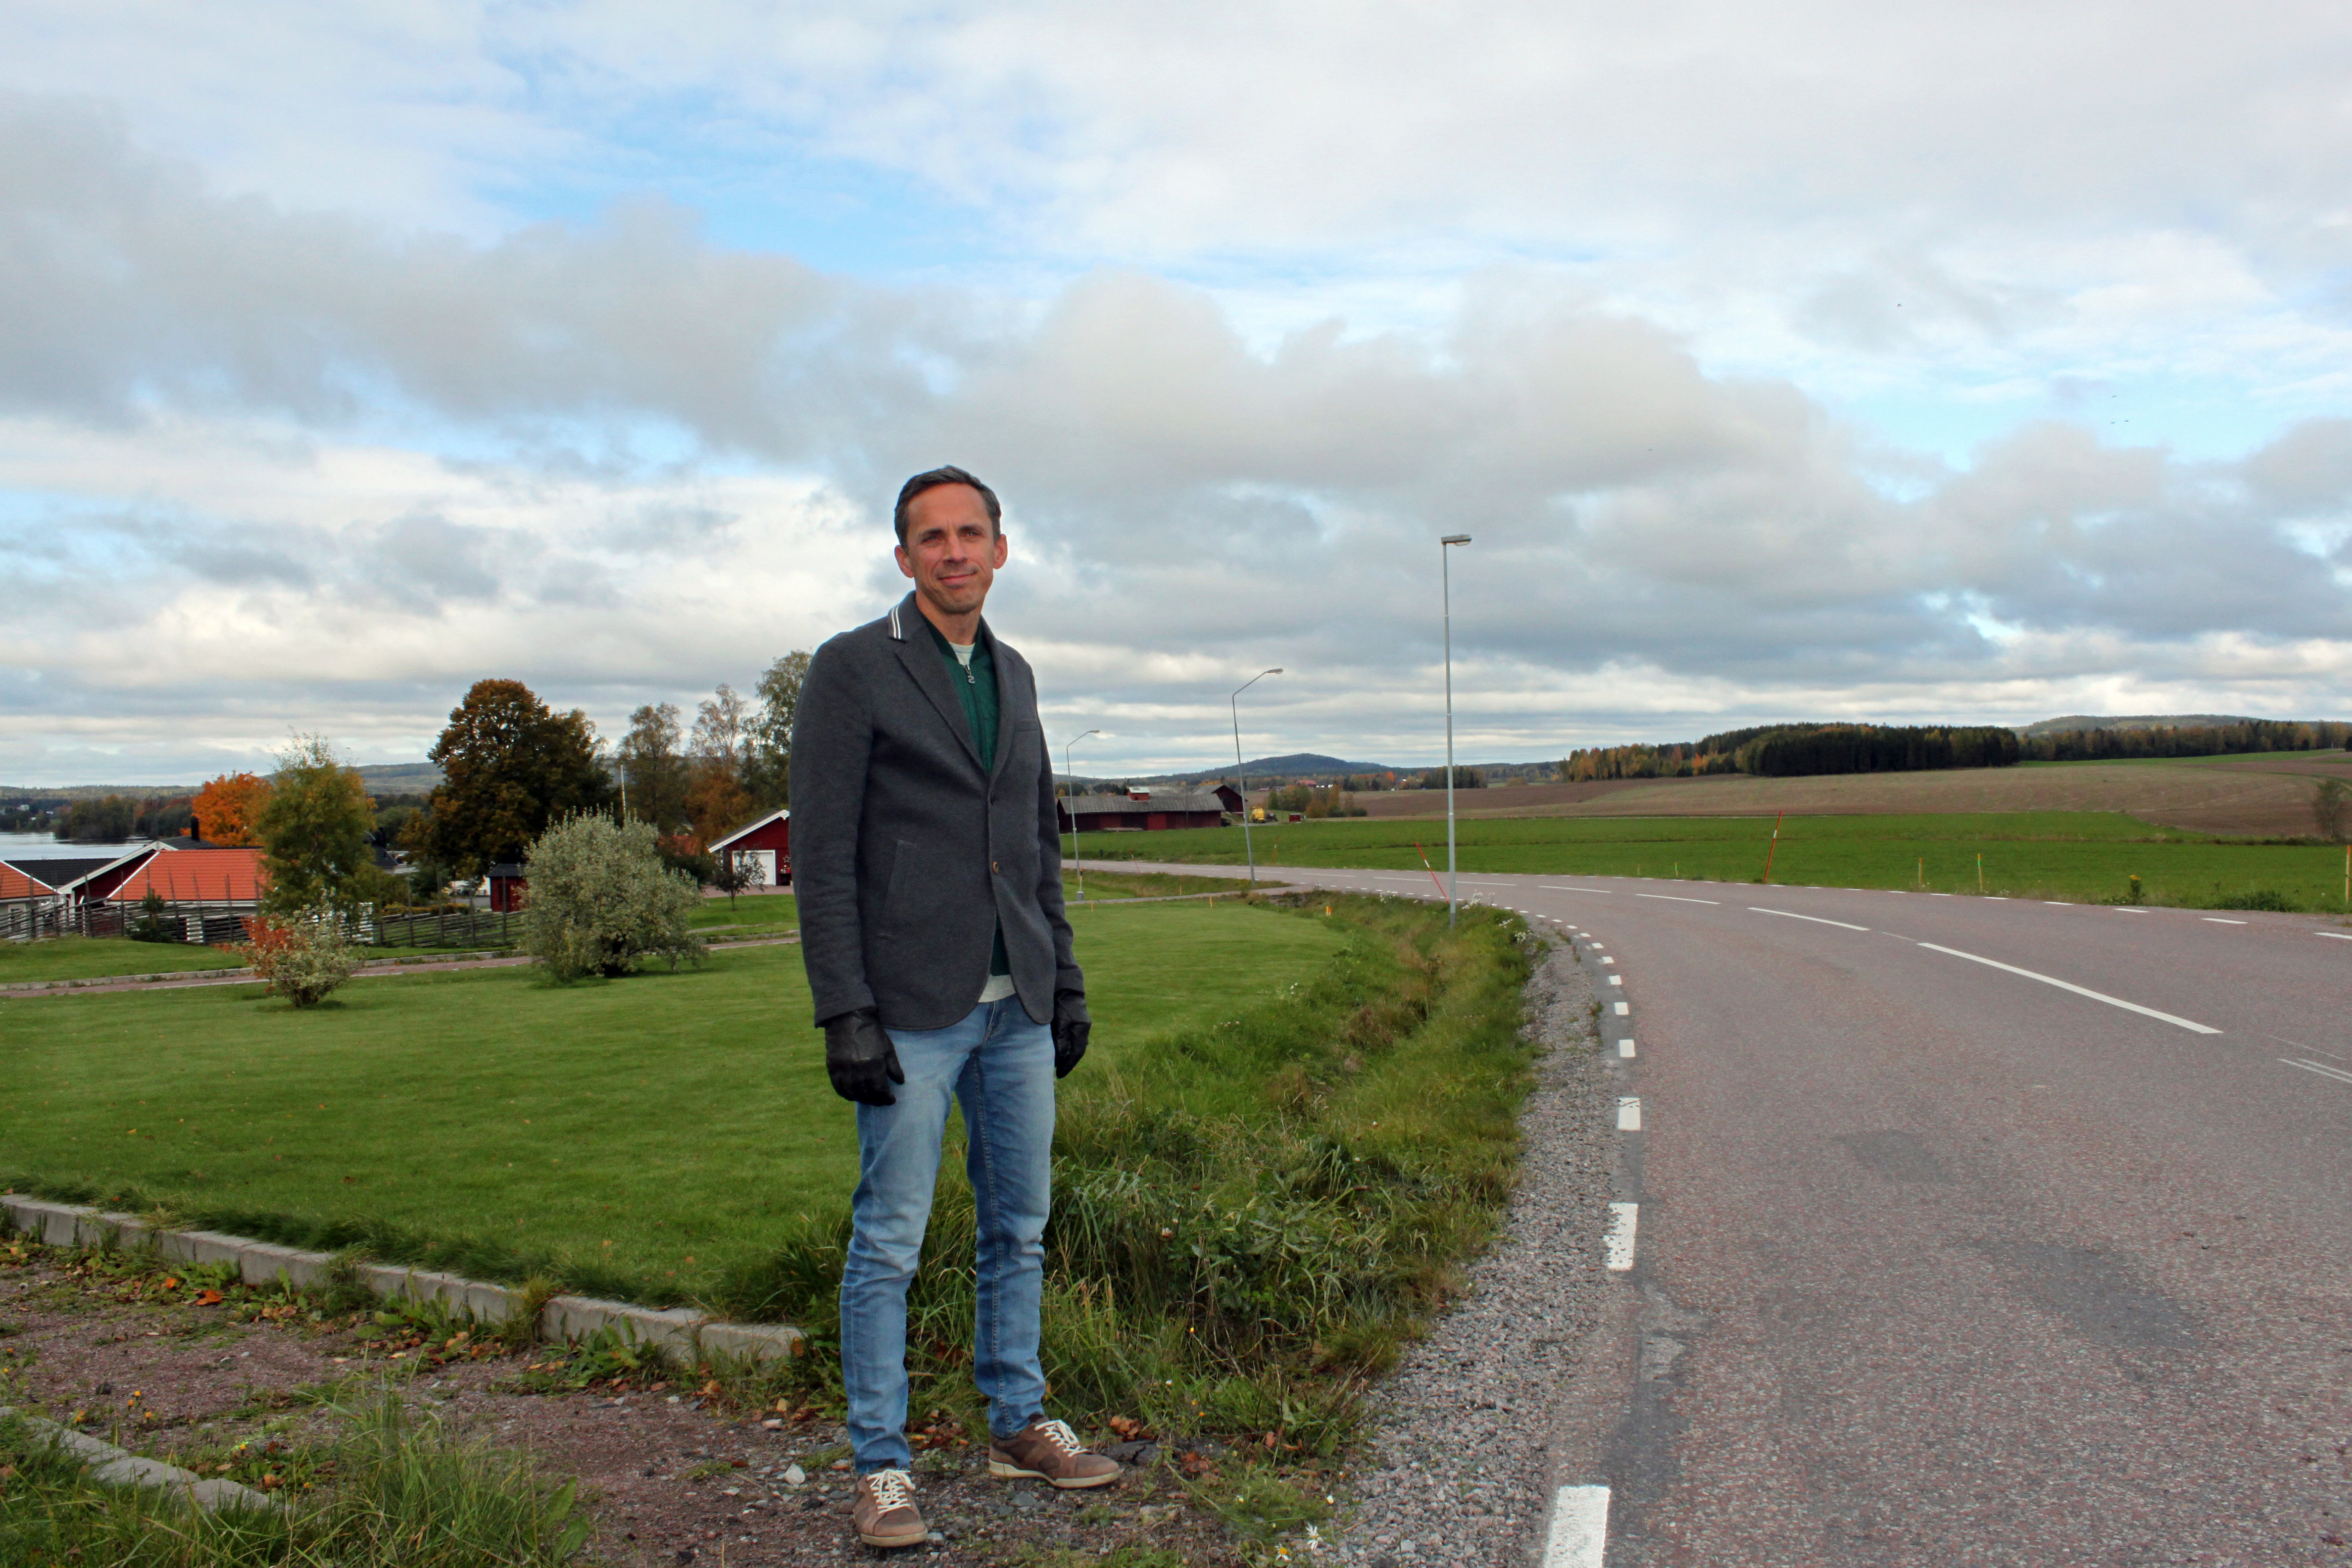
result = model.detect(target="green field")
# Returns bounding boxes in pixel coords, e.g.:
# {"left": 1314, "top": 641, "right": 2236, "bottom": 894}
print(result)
{"left": 1079, "top": 811, "right": 2346, "bottom": 911}
{"left": 0, "top": 900, "right": 1346, "bottom": 1307}
{"left": 0, "top": 936, "right": 250, "bottom": 984}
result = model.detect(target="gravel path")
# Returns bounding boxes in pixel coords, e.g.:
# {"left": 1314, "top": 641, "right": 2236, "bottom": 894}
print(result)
{"left": 1330, "top": 933, "right": 1619, "bottom": 1568}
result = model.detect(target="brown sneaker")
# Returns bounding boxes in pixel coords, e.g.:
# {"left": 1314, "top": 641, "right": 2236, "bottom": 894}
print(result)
{"left": 987, "top": 1419, "right": 1121, "bottom": 1489}
{"left": 851, "top": 1468, "right": 927, "bottom": 1549}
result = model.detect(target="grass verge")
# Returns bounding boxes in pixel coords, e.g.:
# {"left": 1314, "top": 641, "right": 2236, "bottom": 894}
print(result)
{"left": 0, "top": 1386, "right": 593, "bottom": 1567}
{"left": 1074, "top": 810, "right": 2352, "bottom": 912}
{"left": 720, "top": 893, "right": 1541, "bottom": 1470}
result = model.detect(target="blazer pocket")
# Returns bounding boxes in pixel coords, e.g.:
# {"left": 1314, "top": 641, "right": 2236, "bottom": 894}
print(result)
{"left": 880, "top": 838, "right": 919, "bottom": 940}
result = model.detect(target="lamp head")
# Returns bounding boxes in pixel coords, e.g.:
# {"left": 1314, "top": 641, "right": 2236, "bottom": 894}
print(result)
{"left": 1441, "top": 535, "right": 1471, "bottom": 546}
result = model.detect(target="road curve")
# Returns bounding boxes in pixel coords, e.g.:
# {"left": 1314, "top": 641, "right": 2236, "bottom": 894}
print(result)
{"left": 1094, "top": 862, "right": 2352, "bottom": 1566}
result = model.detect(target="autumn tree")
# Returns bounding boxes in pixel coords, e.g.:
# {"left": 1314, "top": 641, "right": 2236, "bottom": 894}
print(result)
{"left": 254, "top": 735, "right": 377, "bottom": 914}
{"left": 418, "top": 679, "right": 614, "bottom": 878}
{"left": 192, "top": 773, "right": 271, "bottom": 845}
{"left": 743, "top": 650, "right": 810, "bottom": 808}
{"left": 617, "top": 702, "right": 690, "bottom": 832}
{"left": 685, "top": 684, "right": 757, "bottom": 843}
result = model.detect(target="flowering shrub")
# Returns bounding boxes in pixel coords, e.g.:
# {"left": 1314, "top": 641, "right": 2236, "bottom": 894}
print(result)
{"left": 242, "top": 909, "right": 358, "bottom": 1007}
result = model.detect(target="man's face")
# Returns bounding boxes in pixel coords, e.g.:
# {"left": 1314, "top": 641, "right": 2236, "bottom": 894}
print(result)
{"left": 896, "top": 483, "right": 1007, "bottom": 620}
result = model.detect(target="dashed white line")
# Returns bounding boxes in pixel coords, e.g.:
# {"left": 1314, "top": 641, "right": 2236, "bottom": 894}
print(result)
{"left": 2282, "top": 1058, "right": 2352, "bottom": 1085}
{"left": 1749, "top": 906, "right": 1870, "bottom": 932}
{"left": 1613, "top": 1001, "right": 1630, "bottom": 1016}
{"left": 2114, "top": 907, "right": 2149, "bottom": 914}
{"left": 2318, "top": 932, "right": 2352, "bottom": 941}
{"left": 1603, "top": 1203, "right": 1639, "bottom": 1271}
{"left": 1599, "top": 956, "right": 1616, "bottom": 965}
{"left": 1916, "top": 942, "right": 2220, "bottom": 1033}
{"left": 1543, "top": 1483, "right": 1612, "bottom": 1568}
{"left": 1542, "top": 886, "right": 1613, "bottom": 893}
{"left": 1617, "top": 1096, "right": 1642, "bottom": 1131}
{"left": 1617, "top": 1037, "right": 1637, "bottom": 1058}
{"left": 1635, "top": 893, "right": 1719, "bottom": 904}
{"left": 2202, "top": 917, "right": 2247, "bottom": 926}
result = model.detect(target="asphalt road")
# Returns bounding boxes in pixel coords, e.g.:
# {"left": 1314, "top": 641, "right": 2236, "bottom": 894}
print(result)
{"left": 1095, "top": 861, "right": 2352, "bottom": 1566}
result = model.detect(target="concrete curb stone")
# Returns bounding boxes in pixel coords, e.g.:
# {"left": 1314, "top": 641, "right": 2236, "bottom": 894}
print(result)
{"left": 0, "top": 1194, "right": 800, "bottom": 1365}
{"left": 0, "top": 1405, "right": 280, "bottom": 1513}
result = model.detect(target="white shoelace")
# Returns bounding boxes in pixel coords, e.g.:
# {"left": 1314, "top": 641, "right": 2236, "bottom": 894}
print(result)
{"left": 1034, "top": 1419, "right": 1082, "bottom": 1455}
{"left": 864, "top": 1469, "right": 917, "bottom": 1510}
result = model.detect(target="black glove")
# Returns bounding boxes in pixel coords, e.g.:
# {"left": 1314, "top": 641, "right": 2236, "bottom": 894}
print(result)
{"left": 823, "top": 1008, "right": 904, "bottom": 1106}
{"left": 1051, "top": 989, "right": 1090, "bottom": 1079}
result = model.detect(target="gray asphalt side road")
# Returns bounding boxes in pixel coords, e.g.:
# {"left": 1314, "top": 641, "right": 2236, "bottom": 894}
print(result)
{"left": 1103, "top": 862, "right": 2352, "bottom": 1566}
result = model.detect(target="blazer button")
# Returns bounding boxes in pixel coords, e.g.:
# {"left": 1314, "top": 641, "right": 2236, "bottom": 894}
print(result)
{"left": 991, "top": 860, "right": 1000, "bottom": 874}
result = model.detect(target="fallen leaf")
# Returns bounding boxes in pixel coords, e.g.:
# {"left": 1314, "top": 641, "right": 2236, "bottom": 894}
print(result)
{"left": 194, "top": 1289, "right": 224, "bottom": 1307}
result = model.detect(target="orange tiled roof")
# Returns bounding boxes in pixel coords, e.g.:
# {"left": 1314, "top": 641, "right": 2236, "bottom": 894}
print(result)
{"left": 103, "top": 848, "right": 265, "bottom": 904}
{"left": 0, "top": 863, "right": 56, "bottom": 899}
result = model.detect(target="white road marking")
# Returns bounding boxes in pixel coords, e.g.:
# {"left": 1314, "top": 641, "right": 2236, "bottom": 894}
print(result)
{"left": 1542, "top": 886, "right": 1614, "bottom": 893}
{"left": 1600, "top": 956, "right": 1616, "bottom": 965}
{"left": 1604, "top": 1203, "right": 1638, "bottom": 1270}
{"left": 1543, "top": 1483, "right": 1612, "bottom": 1568}
{"left": 2318, "top": 932, "right": 2352, "bottom": 941}
{"left": 1749, "top": 907, "right": 1870, "bottom": 932}
{"left": 2114, "top": 907, "right": 2148, "bottom": 914}
{"left": 1916, "top": 942, "right": 2220, "bottom": 1033}
{"left": 2202, "top": 917, "right": 2247, "bottom": 925}
{"left": 1608, "top": 975, "right": 1623, "bottom": 986}
{"left": 2282, "top": 1058, "right": 2352, "bottom": 1086}
{"left": 1617, "top": 1096, "right": 1642, "bottom": 1131}
{"left": 1635, "top": 893, "right": 1720, "bottom": 904}
{"left": 2046, "top": 901, "right": 2071, "bottom": 906}
{"left": 1617, "top": 1038, "right": 1637, "bottom": 1058}
{"left": 1614, "top": 1001, "right": 1630, "bottom": 1016}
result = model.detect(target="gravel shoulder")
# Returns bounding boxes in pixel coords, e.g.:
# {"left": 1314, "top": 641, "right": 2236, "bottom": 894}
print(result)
{"left": 1329, "top": 933, "right": 1620, "bottom": 1567}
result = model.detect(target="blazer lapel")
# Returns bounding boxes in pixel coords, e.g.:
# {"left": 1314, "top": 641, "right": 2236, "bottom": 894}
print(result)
{"left": 982, "top": 620, "right": 1021, "bottom": 785}
{"left": 888, "top": 594, "right": 985, "bottom": 772}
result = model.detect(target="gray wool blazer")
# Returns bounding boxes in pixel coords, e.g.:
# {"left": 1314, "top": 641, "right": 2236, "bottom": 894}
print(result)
{"left": 789, "top": 592, "right": 1081, "bottom": 1030}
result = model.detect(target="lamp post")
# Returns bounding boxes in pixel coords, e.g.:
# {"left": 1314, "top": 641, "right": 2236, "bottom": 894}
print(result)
{"left": 1230, "top": 669, "right": 1282, "bottom": 885}
{"left": 1441, "top": 534, "right": 1472, "bottom": 926}
{"left": 1062, "top": 730, "right": 1099, "bottom": 903}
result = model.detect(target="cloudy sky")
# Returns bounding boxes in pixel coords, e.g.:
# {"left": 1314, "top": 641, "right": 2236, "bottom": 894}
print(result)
{"left": 3, "top": 0, "right": 2349, "bottom": 785}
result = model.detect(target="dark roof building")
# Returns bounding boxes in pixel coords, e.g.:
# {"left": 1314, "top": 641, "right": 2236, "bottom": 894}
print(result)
{"left": 1057, "top": 786, "right": 1235, "bottom": 834}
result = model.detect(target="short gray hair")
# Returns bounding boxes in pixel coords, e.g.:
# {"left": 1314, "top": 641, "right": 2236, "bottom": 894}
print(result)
{"left": 893, "top": 466, "right": 1001, "bottom": 545}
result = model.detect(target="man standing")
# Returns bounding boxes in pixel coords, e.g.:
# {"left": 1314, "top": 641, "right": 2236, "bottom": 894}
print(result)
{"left": 791, "top": 466, "right": 1119, "bottom": 1550}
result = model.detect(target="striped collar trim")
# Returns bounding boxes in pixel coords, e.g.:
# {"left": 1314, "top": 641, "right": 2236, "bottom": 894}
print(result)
{"left": 888, "top": 600, "right": 905, "bottom": 640}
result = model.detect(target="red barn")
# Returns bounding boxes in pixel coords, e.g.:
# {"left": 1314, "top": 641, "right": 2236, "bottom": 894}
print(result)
{"left": 711, "top": 808, "right": 792, "bottom": 886}
{"left": 486, "top": 863, "right": 528, "bottom": 912}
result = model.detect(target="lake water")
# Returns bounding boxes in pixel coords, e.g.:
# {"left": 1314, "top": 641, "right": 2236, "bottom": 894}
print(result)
{"left": 0, "top": 832, "right": 147, "bottom": 862}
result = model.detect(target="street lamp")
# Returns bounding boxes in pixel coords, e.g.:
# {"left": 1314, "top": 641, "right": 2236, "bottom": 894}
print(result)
{"left": 1230, "top": 669, "right": 1282, "bottom": 885}
{"left": 1441, "top": 535, "right": 1472, "bottom": 926}
{"left": 1063, "top": 730, "right": 1099, "bottom": 903}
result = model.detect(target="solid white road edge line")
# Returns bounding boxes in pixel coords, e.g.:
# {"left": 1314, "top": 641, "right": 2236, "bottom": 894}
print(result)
{"left": 2318, "top": 932, "right": 2352, "bottom": 941}
{"left": 1604, "top": 1203, "right": 1638, "bottom": 1271}
{"left": 1617, "top": 1096, "right": 1642, "bottom": 1131}
{"left": 1544, "top": 1483, "right": 1612, "bottom": 1568}
{"left": 2282, "top": 1058, "right": 2352, "bottom": 1085}
{"left": 1749, "top": 906, "right": 1870, "bottom": 931}
{"left": 1635, "top": 893, "right": 1720, "bottom": 904}
{"left": 1916, "top": 942, "right": 2221, "bottom": 1033}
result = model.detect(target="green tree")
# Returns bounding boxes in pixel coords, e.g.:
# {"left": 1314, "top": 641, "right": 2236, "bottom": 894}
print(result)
{"left": 254, "top": 735, "right": 377, "bottom": 915}
{"left": 420, "top": 680, "right": 615, "bottom": 878}
{"left": 743, "top": 650, "right": 810, "bottom": 807}
{"left": 617, "top": 702, "right": 690, "bottom": 831}
{"left": 2315, "top": 778, "right": 2350, "bottom": 842}
{"left": 520, "top": 814, "right": 705, "bottom": 981}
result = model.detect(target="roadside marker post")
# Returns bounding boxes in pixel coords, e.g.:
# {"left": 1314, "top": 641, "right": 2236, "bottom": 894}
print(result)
{"left": 1762, "top": 810, "right": 1785, "bottom": 883}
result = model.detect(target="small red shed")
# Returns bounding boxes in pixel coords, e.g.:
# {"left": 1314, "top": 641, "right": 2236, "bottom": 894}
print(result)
{"left": 486, "top": 862, "right": 528, "bottom": 912}
{"left": 711, "top": 808, "right": 792, "bottom": 886}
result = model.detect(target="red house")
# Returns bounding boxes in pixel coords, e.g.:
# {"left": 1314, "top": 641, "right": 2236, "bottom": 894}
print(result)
{"left": 486, "top": 863, "right": 528, "bottom": 912}
{"left": 1056, "top": 786, "right": 1235, "bottom": 834}
{"left": 711, "top": 808, "right": 792, "bottom": 886}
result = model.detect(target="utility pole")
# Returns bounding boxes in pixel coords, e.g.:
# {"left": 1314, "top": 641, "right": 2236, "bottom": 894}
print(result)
{"left": 1231, "top": 669, "right": 1282, "bottom": 885}
{"left": 1441, "top": 535, "right": 1472, "bottom": 926}
{"left": 1063, "top": 730, "right": 1099, "bottom": 903}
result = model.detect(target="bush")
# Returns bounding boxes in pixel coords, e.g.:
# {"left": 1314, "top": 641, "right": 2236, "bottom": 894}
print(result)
{"left": 2212, "top": 887, "right": 2294, "bottom": 912}
{"left": 127, "top": 888, "right": 173, "bottom": 944}
{"left": 243, "top": 909, "right": 359, "bottom": 1006}
{"left": 521, "top": 815, "right": 706, "bottom": 981}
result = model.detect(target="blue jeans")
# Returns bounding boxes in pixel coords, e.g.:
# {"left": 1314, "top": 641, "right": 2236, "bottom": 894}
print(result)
{"left": 840, "top": 996, "right": 1055, "bottom": 1473}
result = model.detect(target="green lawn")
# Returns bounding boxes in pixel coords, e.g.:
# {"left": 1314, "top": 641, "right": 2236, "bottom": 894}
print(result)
{"left": 1076, "top": 811, "right": 2347, "bottom": 911}
{"left": 0, "top": 900, "right": 1345, "bottom": 1308}
{"left": 0, "top": 936, "right": 249, "bottom": 984}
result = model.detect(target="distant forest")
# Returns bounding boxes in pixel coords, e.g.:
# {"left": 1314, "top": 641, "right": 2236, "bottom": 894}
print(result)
{"left": 2021, "top": 718, "right": 2350, "bottom": 761}
{"left": 1564, "top": 716, "right": 2349, "bottom": 782}
{"left": 1563, "top": 723, "right": 2020, "bottom": 782}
